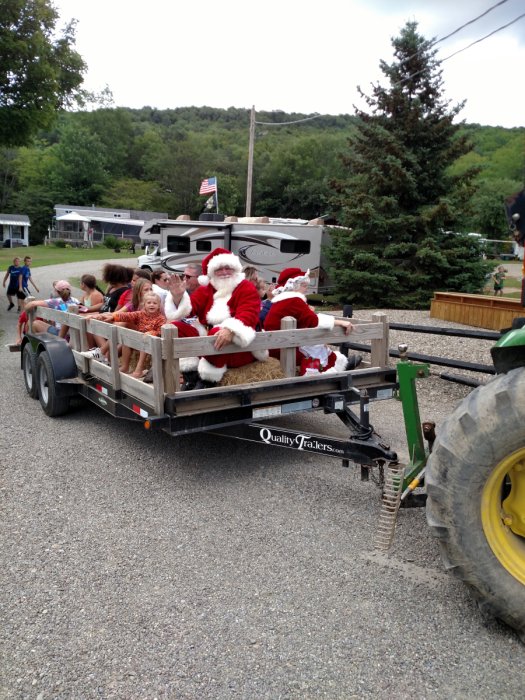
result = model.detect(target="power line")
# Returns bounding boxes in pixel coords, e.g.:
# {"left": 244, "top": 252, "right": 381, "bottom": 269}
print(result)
{"left": 440, "top": 11, "right": 525, "bottom": 62}
{"left": 399, "top": 0, "right": 512, "bottom": 67}
{"left": 255, "top": 114, "right": 323, "bottom": 126}
{"left": 436, "top": 0, "right": 510, "bottom": 45}
{"left": 392, "top": 11, "right": 525, "bottom": 88}
{"left": 254, "top": 2, "right": 521, "bottom": 121}
{"left": 398, "top": 0, "right": 511, "bottom": 67}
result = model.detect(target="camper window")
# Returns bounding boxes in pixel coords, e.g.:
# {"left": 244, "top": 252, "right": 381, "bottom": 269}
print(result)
{"left": 167, "top": 236, "right": 191, "bottom": 254}
{"left": 280, "top": 240, "right": 311, "bottom": 254}
{"left": 196, "top": 240, "right": 212, "bottom": 252}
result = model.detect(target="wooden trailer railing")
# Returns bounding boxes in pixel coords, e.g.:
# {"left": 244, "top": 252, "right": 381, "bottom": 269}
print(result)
{"left": 26, "top": 305, "right": 390, "bottom": 416}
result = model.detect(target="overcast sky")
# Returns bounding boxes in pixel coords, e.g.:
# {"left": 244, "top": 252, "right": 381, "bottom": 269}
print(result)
{"left": 52, "top": 0, "right": 524, "bottom": 128}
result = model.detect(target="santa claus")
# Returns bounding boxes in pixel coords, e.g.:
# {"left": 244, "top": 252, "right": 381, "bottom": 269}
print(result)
{"left": 166, "top": 248, "right": 266, "bottom": 389}
{"left": 263, "top": 267, "right": 362, "bottom": 374}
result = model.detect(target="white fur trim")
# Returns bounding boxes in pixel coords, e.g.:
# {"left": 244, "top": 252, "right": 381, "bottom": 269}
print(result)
{"left": 192, "top": 321, "right": 207, "bottom": 337}
{"left": 198, "top": 357, "right": 226, "bottom": 382}
{"left": 180, "top": 356, "right": 199, "bottom": 371}
{"left": 274, "top": 269, "right": 310, "bottom": 295}
{"left": 206, "top": 252, "right": 242, "bottom": 276}
{"left": 316, "top": 313, "right": 335, "bottom": 330}
{"left": 270, "top": 291, "right": 307, "bottom": 304}
{"left": 198, "top": 275, "right": 209, "bottom": 286}
{"left": 221, "top": 317, "right": 256, "bottom": 347}
{"left": 251, "top": 349, "right": 269, "bottom": 361}
{"left": 165, "top": 291, "right": 192, "bottom": 321}
{"left": 206, "top": 296, "right": 232, "bottom": 326}
{"left": 333, "top": 351, "right": 348, "bottom": 372}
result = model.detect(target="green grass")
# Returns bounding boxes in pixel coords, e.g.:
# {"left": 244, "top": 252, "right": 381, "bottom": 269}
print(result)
{"left": 0, "top": 244, "right": 139, "bottom": 269}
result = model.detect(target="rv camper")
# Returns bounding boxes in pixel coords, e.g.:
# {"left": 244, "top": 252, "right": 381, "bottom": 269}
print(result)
{"left": 138, "top": 216, "right": 334, "bottom": 293}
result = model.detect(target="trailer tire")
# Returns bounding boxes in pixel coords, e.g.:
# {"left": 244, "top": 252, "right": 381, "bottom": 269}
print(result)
{"left": 37, "top": 351, "right": 70, "bottom": 417}
{"left": 22, "top": 343, "right": 39, "bottom": 399}
{"left": 426, "top": 367, "right": 525, "bottom": 641}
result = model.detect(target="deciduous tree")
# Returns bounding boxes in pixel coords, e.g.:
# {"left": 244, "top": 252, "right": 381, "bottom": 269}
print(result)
{"left": 0, "top": 0, "right": 85, "bottom": 146}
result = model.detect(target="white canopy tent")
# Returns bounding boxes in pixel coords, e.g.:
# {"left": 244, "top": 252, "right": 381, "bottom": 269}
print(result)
{"left": 56, "top": 212, "right": 92, "bottom": 223}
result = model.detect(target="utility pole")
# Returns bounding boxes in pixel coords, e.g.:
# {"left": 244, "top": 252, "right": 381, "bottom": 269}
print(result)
{"left": 245, "top": 107, "right": 321, "bottom": 216}
{"left": 245, "top": 105, "right": 255, "bottom": 216}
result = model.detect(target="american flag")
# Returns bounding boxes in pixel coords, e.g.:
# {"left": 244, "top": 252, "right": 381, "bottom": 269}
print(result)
{"left": 199, "top": 177, "right": 217, "bottom": 195}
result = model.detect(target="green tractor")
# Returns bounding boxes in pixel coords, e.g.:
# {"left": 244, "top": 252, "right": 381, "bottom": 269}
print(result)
{"left": 423, "top": 327, "right": 525, "bottom": 641}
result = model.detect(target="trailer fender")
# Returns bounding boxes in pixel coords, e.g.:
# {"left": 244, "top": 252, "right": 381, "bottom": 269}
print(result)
{"left": 25, "top": 333, "right": 79, "bottom": 397}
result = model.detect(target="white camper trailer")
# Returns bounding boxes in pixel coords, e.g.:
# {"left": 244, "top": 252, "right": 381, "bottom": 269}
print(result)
{"left": 138, "top": 216, "right": 334, "bottom": 292}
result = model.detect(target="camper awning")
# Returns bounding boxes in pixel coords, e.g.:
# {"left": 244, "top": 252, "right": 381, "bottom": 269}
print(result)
{"left": 90, "top": 216, "right": 146, "bottom": 226}
{"left": 56, "top": 212, "right": 92, "bottom": 223}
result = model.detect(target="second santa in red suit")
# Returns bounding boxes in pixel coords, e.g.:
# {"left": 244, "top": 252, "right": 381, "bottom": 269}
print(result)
{"left": 167, "top": 248, "right": 267, "bottom": 389}
{"left": 263, "top": 267, "right": 361, "bottom": 374}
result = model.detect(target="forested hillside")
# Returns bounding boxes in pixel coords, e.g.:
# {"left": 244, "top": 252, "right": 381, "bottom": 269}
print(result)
{"left": 0, "top": 105, "right": 523, "bottom": 242}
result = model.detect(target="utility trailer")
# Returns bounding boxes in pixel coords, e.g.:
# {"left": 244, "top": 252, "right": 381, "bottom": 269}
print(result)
{"left": 20, "top": 306, "right": 407, "bottom": 458}
{"left": 19, "top": 304, "right": 525, "bottom": 641}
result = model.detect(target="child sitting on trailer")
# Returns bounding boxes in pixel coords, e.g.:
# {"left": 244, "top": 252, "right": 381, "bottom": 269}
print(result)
{"left": 92, "top": 292, "right": 167, "bottom": 379}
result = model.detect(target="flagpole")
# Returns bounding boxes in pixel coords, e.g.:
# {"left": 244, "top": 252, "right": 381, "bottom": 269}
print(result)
{"left": 215, "top": 184, "right": 219, "bottom": 214}
{"left": 246, "top": 105, "right": 255, "bottom": 216}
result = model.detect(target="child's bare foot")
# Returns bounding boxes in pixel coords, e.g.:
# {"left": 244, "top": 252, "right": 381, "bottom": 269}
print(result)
{"left": 131, "top": 369, "right": 144, "bottom": 378}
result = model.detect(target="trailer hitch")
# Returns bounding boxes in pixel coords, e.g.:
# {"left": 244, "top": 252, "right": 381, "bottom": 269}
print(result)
{"left": 209, "top": 422, "right": 397, "bottom": 465}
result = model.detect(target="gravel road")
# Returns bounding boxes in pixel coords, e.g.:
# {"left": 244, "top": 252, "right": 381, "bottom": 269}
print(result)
{"left": 1, "top": 261, "right": 523, "bottom": 699}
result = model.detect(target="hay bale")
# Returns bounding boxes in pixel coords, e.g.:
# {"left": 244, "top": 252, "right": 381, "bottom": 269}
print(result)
{"left": 125, "top": 349, "right": 151, "bottom": 373}
{"left": 219, "top": 357, "right": 285, "bottom": 386}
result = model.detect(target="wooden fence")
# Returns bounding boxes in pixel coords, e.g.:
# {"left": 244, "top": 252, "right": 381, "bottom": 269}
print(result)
{"left": 430, "top": 292, "right": 525, "bottom": 331}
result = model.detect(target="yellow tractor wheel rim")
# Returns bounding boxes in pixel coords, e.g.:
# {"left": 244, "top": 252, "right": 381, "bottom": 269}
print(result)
{"left": 481, "top": 449, "right": 525, "bottom": 586}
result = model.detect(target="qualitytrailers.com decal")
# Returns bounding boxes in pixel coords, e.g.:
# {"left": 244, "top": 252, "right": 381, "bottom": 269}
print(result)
{"left": 259, "top": 427, "right": 344, "bottom": 455}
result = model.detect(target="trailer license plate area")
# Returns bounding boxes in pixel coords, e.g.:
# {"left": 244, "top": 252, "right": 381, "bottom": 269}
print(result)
{"left": 253, "top": 405, "right": 282, "bottom": 418}
{"left": 253, "top": 399, "right": 314, "bottom": 419}
{"left": 376, "top": 388, "right": 394, "bottom": 399}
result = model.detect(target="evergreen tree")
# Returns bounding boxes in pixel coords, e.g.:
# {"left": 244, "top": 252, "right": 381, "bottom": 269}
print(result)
{"left": 329, "top": 21, "right": 489, "bottom": 309}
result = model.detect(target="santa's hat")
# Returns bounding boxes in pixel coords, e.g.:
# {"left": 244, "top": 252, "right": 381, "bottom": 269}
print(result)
{"left": 198, "top": 247, "right": 243, "bottom": 286}
{"left": 274, "top": 267, "right": 310, "bottom": 294}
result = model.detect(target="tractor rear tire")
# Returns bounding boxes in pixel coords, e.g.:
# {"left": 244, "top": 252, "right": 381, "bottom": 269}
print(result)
{"left": 426, "top": 367, "right": 525, "bottom": 641}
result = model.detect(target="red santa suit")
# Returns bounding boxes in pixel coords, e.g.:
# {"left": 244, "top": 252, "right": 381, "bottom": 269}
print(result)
{"left": 164, "top": 286, "right": 204, "bottom": 373}
{"left": 263, "top": 267, "right": 348, "bottom": 374}
{"left": 167, "top": 248, "right": 266, "bottom": 383}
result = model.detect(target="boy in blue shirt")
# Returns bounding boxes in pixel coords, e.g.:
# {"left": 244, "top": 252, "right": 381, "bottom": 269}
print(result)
{"left": 2, "top": 256, "right": 23, "bottom": 310}
{"left": 20, "top": 255, "right": 39, "bottom": 299}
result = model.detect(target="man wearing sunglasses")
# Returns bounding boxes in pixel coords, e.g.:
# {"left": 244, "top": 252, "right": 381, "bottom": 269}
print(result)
{"left": 181, "top": 264, "right": 201, "bottom": 295}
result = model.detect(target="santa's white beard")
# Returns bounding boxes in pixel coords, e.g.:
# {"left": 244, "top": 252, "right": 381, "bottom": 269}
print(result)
{"left": 211, "top": 272, "right": 244, "bottom": 295}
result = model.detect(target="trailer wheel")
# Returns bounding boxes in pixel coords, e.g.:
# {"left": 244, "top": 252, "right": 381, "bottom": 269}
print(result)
{"left": 22, "top": 344, "right": 39, "bottom": 399}
{"left": 426, "top": 367, "right": 525, "bottom": 640}
{"left": 37, "top": 352, "right": 70, "bottom": 417}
